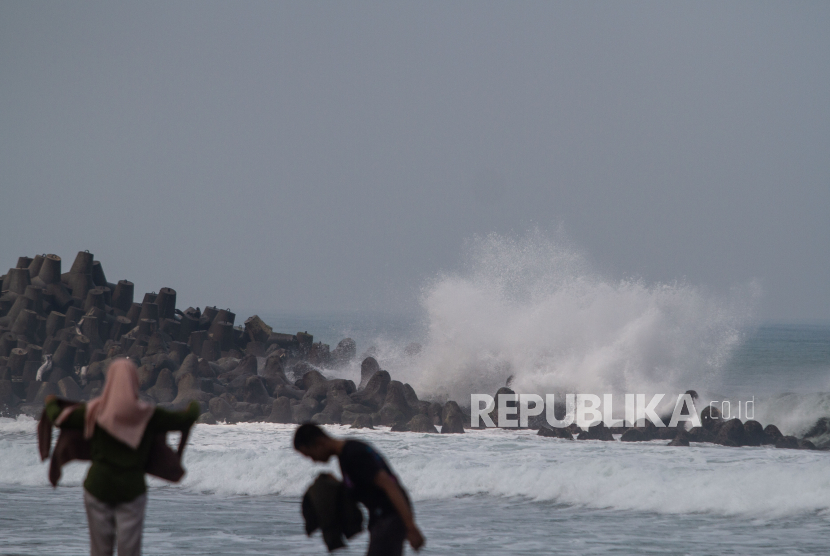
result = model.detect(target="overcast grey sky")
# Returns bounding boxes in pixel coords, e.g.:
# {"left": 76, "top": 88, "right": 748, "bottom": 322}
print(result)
{"left": 1, "top": 2, "right": 828, "bottom": 321}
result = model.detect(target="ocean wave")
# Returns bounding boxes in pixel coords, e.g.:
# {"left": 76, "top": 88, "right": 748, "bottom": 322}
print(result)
{"left": 5, "top": 420, "right": 829, "bottom": 520}
{"left": 365, "top": 230, "right": 757, "bottom": 403}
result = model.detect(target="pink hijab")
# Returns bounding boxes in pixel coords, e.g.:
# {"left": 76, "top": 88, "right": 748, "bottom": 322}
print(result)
{"left": 82, "top": 358, "right": 155, "bottom": 449}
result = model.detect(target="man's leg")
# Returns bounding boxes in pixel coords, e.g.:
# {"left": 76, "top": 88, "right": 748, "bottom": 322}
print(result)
{"left": 366, "top": 515, "right": 407, "bottom": 556}
{"left": 114, "top": 493, "right": 147, "bottom": 556}
{"left": 83, "top": 490, "right": 116, "bottom": 556}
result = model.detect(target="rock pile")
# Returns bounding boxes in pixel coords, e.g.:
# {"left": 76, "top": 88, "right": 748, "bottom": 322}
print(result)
{"left": 1, "top": 251, "right": 825, "bottom": 449}
{"left": 534, "top": 400, "right": 822, "bottom": 450}
{"left": 481, "top": 388, "right": 823, "bottom": 451}
{"left": 0, "top": 251, "right": 465, "bottom": 433}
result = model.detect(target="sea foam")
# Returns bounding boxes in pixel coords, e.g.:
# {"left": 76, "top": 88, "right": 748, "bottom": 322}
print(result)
{"left": 371, "top": 231, "right": 756, "bottom": 403}
{"left": 5, "top": 420, "right": 829, "bottom": 520}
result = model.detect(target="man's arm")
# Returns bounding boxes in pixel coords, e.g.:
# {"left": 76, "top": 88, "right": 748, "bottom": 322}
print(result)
{"left": 374, "top": 470, "right": 425, "bottom": 551}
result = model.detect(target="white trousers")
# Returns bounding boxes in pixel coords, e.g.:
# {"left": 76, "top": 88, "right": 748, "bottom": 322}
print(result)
{"left": 83, "top": 489, "right": 147, "bottom": 556}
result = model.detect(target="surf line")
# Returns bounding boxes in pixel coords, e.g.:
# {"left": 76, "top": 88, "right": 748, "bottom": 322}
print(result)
{"left": 470, "top": 393, "right": 706, "bottom": 429}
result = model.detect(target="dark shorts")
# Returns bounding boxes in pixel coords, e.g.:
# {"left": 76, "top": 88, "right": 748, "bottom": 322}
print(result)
{"left": 367, "top": 514, "right": 407, "bottom": 556}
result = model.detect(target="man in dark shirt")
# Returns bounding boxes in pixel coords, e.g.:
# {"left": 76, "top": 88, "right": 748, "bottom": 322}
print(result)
{"left": 294, "top": 423, "right": 425, "bottom": 555}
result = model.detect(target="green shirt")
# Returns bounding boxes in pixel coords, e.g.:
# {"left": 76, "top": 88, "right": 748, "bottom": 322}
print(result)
{"left": 45, "top": 399, "right": 199, "bottom": 503}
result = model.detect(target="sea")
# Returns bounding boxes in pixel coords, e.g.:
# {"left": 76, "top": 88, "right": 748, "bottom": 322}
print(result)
{"left": 1, "top": 320, "right": 829, "bottom": 556}
{"left": 2, "top": 235, "right": 830, "bottom": 555}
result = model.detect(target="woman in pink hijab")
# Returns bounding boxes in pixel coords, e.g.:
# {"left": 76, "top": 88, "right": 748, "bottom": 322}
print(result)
{"left": 45, "top": 358, "right": 200, "bottom": 556}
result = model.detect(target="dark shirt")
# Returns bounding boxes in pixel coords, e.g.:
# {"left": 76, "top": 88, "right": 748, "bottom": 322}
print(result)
{"left": 45, "top": 399, "right": 199, "bottom": 503}
{"left": 338, "top": 440, "right": 408, "bottom": 526}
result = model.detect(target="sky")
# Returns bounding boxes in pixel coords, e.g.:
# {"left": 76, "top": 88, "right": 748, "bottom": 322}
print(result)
{"left": 1, "top": 2, "right": 828, "bottom": 321}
